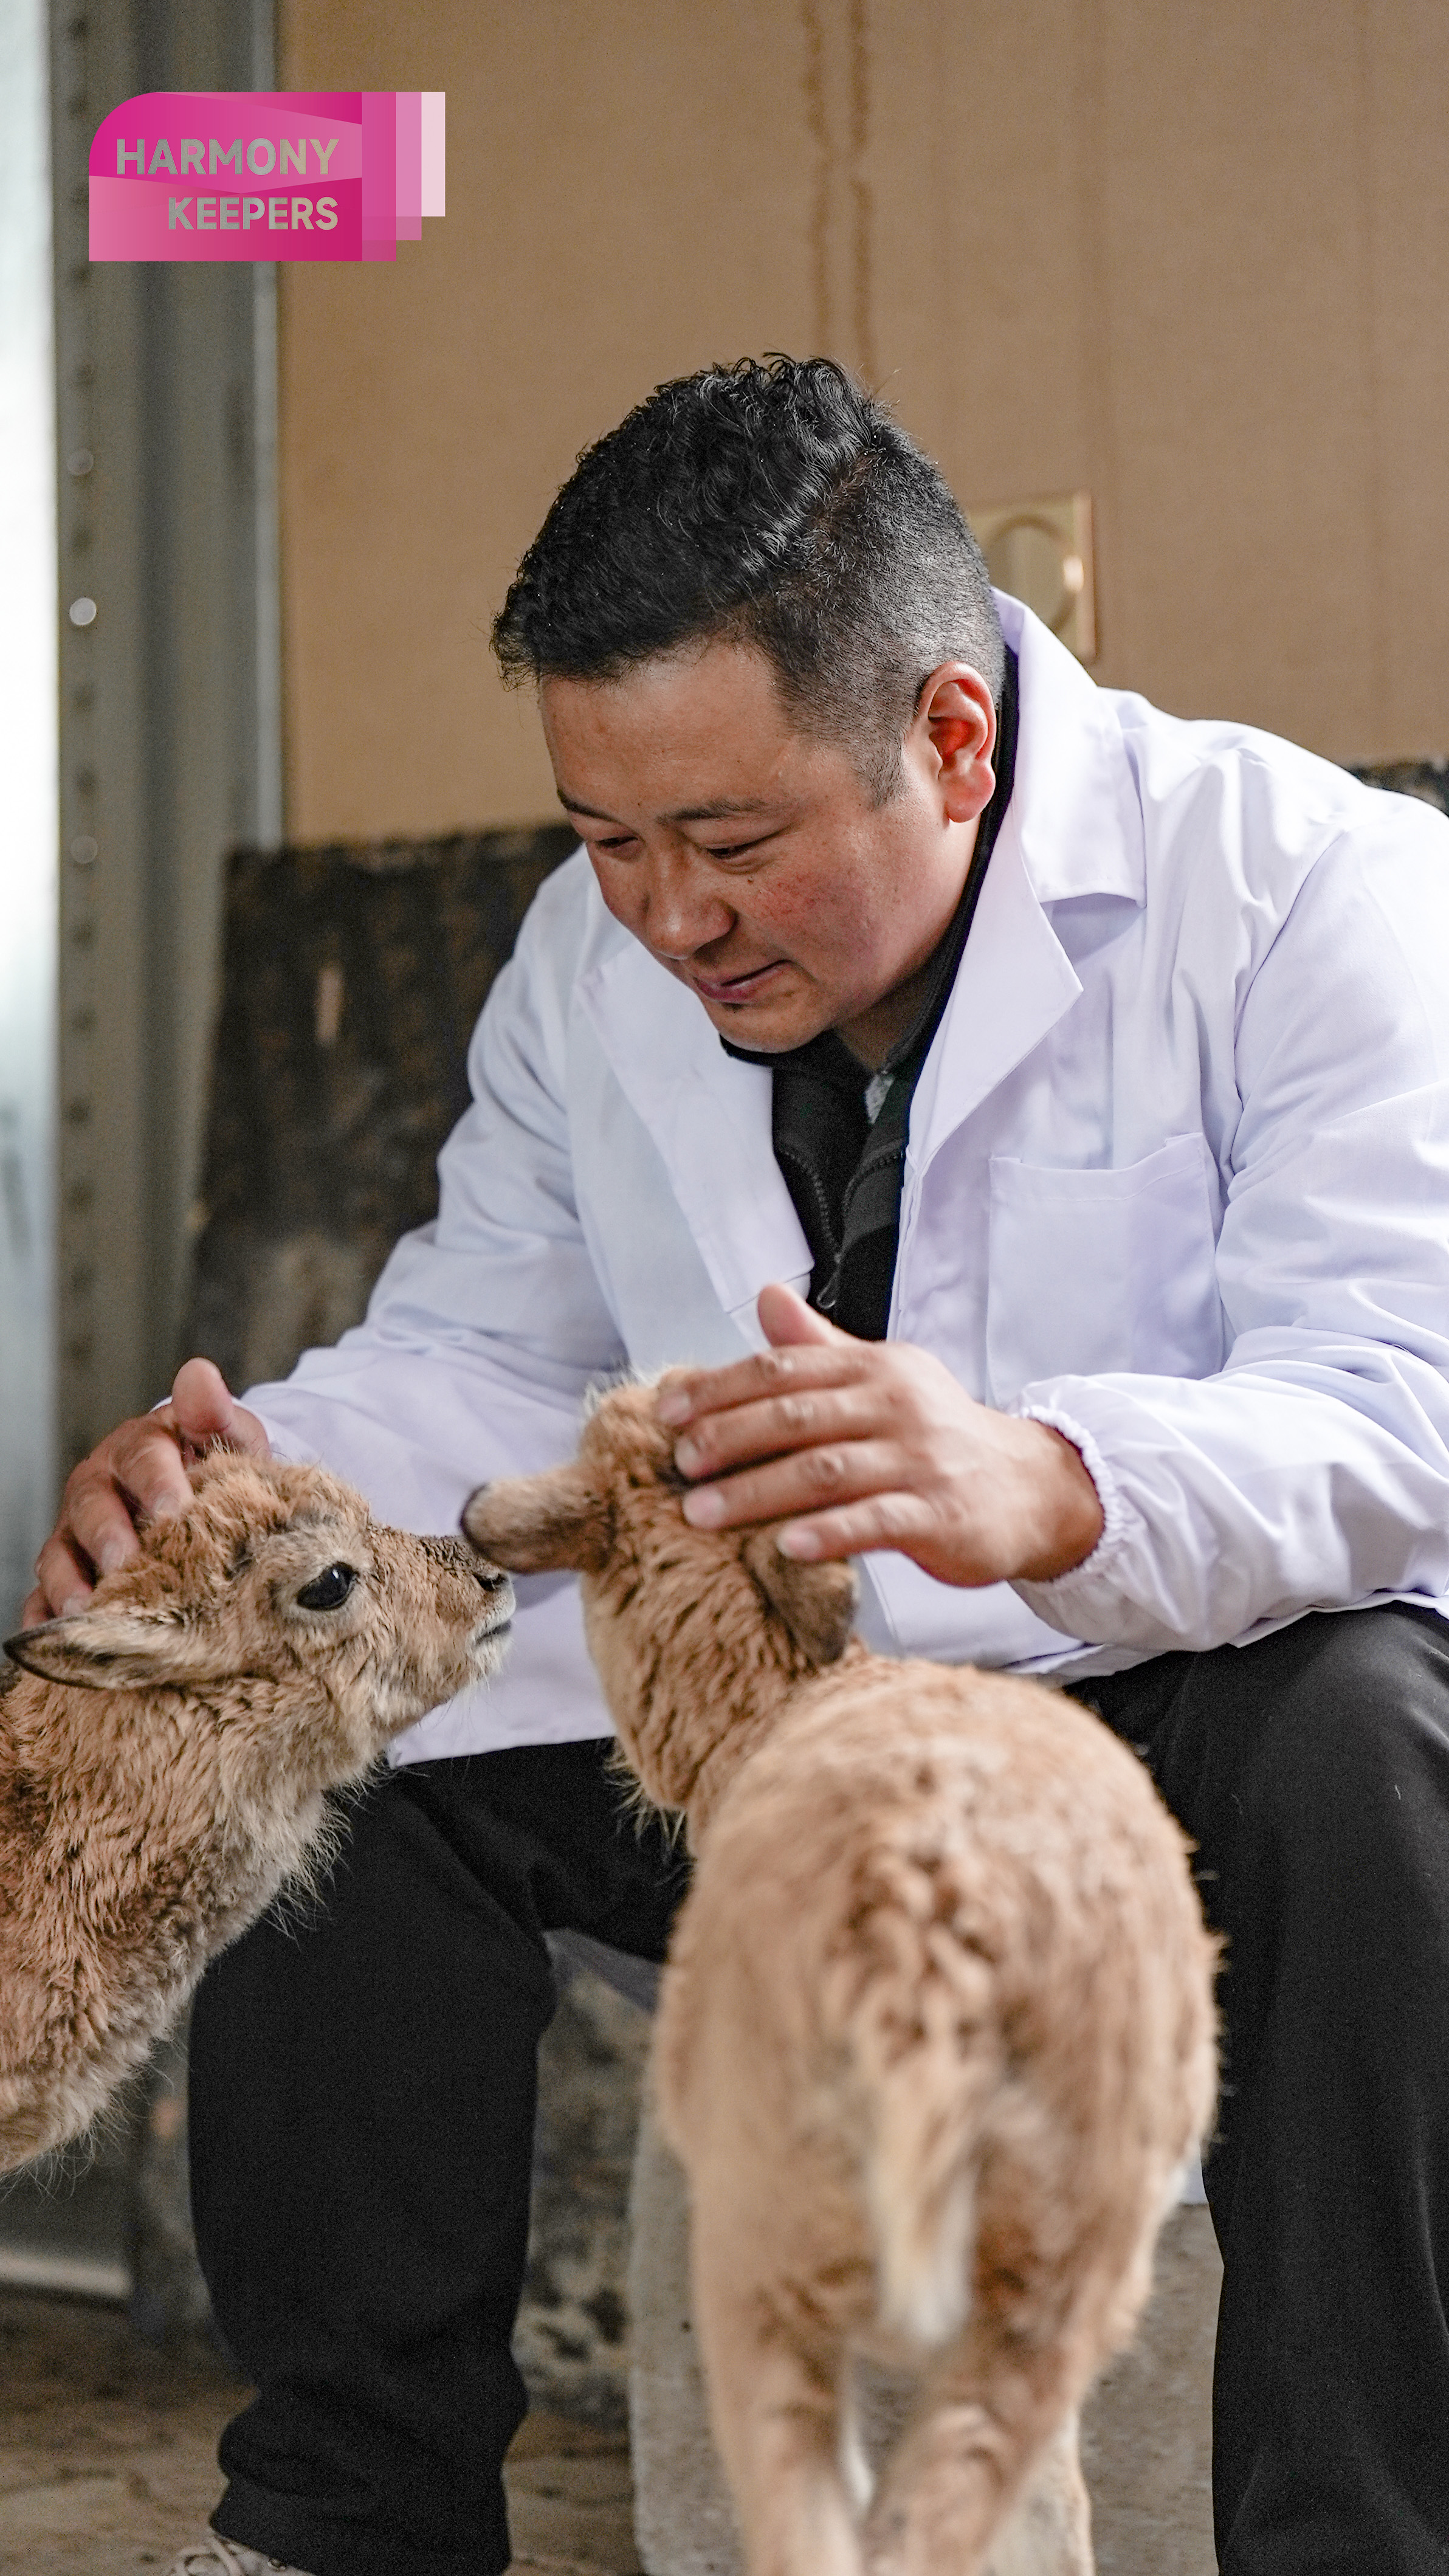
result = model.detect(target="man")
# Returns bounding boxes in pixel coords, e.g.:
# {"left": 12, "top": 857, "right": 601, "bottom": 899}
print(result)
{"left": 29, "top": 357, "right": 1449, "bottom": 2576}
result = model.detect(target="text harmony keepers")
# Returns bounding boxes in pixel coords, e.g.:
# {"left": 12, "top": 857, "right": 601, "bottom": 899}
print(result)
{"left": 115, "top": 136, "right": 340, "bottom": 177}
{"left": 168, "top": 196, "right": 339, "bottom": 233}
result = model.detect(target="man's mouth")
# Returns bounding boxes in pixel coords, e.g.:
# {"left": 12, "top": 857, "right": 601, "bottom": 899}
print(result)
{"left": 689, "top": 959, "right": 787, "bottom": 1006}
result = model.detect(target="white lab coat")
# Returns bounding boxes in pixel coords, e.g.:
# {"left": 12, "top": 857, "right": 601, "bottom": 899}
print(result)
{"left": 247, "top": 594, "right": 1449, "bottom": 1761}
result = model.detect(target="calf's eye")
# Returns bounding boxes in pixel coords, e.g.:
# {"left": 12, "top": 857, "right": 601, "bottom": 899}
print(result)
{"left": 296, "top": 1563, "right": 358, "bottom": 1612}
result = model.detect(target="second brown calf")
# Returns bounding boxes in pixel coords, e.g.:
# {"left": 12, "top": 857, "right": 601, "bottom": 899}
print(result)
{"left": 466, "top": 1382, "right": 1217, "bottom": 2576}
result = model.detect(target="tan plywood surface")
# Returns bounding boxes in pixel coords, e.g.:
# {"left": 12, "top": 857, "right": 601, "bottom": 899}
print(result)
{"left": 277, "top": 0, "right": 1449, "bottom": 838}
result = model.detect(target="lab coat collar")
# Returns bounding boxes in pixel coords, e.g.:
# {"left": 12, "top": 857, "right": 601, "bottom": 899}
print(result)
{"left": 996, "top": 594, "right": 1146, "bottom": 908}
{"left": 907, "top": 599, "right": 1146, "bottom": 1171}
{"left": 577, "top": 931, "right": 811, "bottom": 1329}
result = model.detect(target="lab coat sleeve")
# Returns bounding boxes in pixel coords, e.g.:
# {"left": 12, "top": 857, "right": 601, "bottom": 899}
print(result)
{"left": 1012, "top": 809, "right": 1449, "bottom": 1654}
{"left": 240, "top": 856, "right": 625, "bottom": 1749}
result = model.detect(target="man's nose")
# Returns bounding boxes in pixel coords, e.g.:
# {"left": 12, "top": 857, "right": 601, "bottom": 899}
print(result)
{"left": 644, "top": 851, "right": 734, "bottom": 959}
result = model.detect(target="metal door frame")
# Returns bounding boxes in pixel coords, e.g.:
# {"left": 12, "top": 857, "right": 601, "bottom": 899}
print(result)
{"left": 51, "top": 0, "right": 281, "bottom": 1470}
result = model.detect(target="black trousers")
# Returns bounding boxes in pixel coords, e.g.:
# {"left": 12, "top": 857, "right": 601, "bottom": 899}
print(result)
{"left": 190, "top": 1607, "right": 1449, "bottom": 2576}
{"left": 191, "top": 1743, "right": 690, "bottom": 2576}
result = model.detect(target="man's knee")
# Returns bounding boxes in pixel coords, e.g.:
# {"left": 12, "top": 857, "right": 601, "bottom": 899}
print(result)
{"left": 1196, "top": 1605, "right": 1449, "bottom": 1861}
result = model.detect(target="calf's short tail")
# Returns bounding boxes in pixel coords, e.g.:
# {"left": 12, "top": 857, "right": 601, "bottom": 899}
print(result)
{"left": 833, "top": 1918, "right": 1000, "bottom": 2350}
{"left": 866, "top": 2070, "right": 980, "bottom": 2347}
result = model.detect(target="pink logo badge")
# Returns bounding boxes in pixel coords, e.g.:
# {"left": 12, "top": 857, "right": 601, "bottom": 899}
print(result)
{"left": 88, "top": 92, "right": 444, "bottom": 262}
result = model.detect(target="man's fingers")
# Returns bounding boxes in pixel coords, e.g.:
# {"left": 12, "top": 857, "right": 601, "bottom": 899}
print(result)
{"left": 775, "top": 1490, "right": 940, "bottom": 1563}
{"left": 22, "top": 1365, "right": 273, "bottom": 1626}
{"left": 170, "top": 1356, "right": 267, "bottom": 1456}
{"left": 673, "top": 1381, "right": 886, "bottom": 1481}
{"left": 103, "top": 1414, "right": 194, "bottom": 1526}
{"left": 656, "top": 1340, "right": 867, "bottom": 1431}
{"left": 755, "top": 1280, "right": 845, "bottom": 1349}
{"left": 60, "top": 1459, "right": 167, "bottom": 1580}
{"left": 659, "top": 1295, "right": 948, "bottom": 1439}
{"left": 680, "top": 1437, "right": 909, "bottom": 1534}
{"left": 98, "top": 1374, "right": 269, "bottom": 1538}
{"left": 30, "top": 1531, "right": 98, "bottom": 1618}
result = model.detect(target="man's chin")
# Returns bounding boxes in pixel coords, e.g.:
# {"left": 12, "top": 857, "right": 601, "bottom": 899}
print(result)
{"left": 692, "top": 986, "right": 833, "bottom": 1054}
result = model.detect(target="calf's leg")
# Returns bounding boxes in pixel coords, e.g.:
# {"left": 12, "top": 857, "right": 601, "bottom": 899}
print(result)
{"left": 982, "top": 2414, "right": 1092, "bottom": 2576}
{"left": 854, "top": 2365, "right": 1089, "bottom": 2576}
{"left": 864, "top": 2330, "right": 1077, "bottom": 2576}
{"left": 690, "top": 2222, "right": 864, "bottom": 2576}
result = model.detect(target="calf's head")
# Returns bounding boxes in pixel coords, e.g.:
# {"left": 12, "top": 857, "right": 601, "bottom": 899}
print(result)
{"left": 5, "top": 1455, "right": 513, "bottom": 1791}
{"left": 463, "top": 1381, "right": 857, "bottom": 1822}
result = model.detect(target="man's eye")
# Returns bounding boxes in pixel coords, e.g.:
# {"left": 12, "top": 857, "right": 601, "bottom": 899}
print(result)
{"left": 703, "top": 833, "right": 776, "bottom": 864}
{"left": 295, "top": 1564, "right": 357, "bottom": 1612}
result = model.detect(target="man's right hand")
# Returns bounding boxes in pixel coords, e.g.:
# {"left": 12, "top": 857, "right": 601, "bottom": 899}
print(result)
{"left": 22, "top": 1358, "right": 270, "bottom": 1624}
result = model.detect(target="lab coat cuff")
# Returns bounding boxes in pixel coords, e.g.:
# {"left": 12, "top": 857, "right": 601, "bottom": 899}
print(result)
{"left": 244, "top": 1408, "right": 323, "bottom": 1468}
{"left": 1007, "top": 1402, "right": 1132, "bottom": 1633}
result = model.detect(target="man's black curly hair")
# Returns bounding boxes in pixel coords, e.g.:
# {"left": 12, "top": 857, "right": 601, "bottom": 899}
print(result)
{"left": 492, "top": 356, "right": 1003, "bottom": 804}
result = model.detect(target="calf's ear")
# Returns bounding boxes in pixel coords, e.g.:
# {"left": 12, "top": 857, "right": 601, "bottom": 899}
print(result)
{"left": 4, "top": 1602, "right": 195, "bottom": 1693}
{"left": 463, "top": 1464, "right": 612, "bottom": 1575}
{"left": 741, "top": 1530, "right": 858, "bottom": 1667}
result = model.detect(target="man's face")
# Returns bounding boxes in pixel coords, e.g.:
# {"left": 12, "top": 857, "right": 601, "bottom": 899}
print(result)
{"left": 541, "top": 642, "right": 994, "bottom": 1064}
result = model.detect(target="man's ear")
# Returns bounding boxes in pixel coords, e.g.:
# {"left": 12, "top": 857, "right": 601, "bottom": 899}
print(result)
{"left": 3, "top": 1603, "right": 191, "bottom": 1693}
{"left": 463, "top": 1464, "right": 613, "bottom": 1576}
{"left": 741, "top": 1529, "right": 858, "bottom": 1667}
{"left": 913, "top": 661, "right": 997, "bottom": 825}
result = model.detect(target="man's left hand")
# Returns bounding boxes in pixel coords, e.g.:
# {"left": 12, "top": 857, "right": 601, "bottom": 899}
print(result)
{"left": 655, "top": 1282, "right": 1104, "bottom": 1589}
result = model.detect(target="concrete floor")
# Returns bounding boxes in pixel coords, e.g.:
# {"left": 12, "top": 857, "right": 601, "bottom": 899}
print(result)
{"left": 0, "top": 2205, "right": 1220, "bottom": 2574}
{"left": 0, "top": 2288, "right": 638, "bottom": 2575}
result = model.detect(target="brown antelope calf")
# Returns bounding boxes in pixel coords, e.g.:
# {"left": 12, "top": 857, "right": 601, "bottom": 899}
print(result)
{"left": 466, "top": 1382, "right": 1217, "bottom": 2576}
{"left": 1, "top": 1453, "right": 511, "bottom": 2172}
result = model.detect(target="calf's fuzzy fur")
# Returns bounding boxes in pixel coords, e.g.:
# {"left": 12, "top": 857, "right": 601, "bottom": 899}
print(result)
{"left": 0, "top": 1453, "right": 511, "bottom": 2172}
{"left": 466, "top": 1384, "right": 1217, "bottom": 2576}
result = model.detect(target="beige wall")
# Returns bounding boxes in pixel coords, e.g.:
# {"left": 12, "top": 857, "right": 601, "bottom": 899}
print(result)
{"left": 278, "top": 0, "right": 1449, "bottom": 840}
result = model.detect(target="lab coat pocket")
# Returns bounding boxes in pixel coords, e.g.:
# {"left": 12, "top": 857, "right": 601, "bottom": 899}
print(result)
{"left": 986, "top": 1133, "right": 1224, "bottom": 1405}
